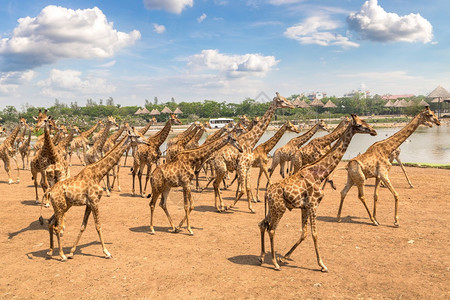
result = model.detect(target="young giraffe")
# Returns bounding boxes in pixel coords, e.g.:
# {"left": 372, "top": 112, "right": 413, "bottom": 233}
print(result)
{"left": 337, "top": 107, "right": 440, "bottom": 227}
{"left": 259, "top": 114, "right": 377, "bottom": 271}
{"left": 42, "top": 129, "right": 149, "bottom": 261}
{"left": 132, "top": 114, "right": 182, "bottom": 197}
{"left": 290, "top": 116, "right": 352, "bottom": 175}
{"left": 148, "top": 132, "right": 243, "bottom": 235}
{"left": 123, "top": 117, "right": 156, "bottom": 166}
{"left": 268, "top": 120, "right": 330, "bottom": 178}
{"left": 30, "top": 113, "right": 68, "bottom": 202}
{"left": 83, "top": 116, "right": 118, "bottom": 165}
{"left": 0, "top": 117, "right": 26, "bottom": 184}
{"left": 209, "top": 93, "right": 294, "bottom": 213}
{"left": 69, "top": 120, "right": 103, "bottom": 166}
{"left": 18, "top": 124, "right": 33, "bottom": 169}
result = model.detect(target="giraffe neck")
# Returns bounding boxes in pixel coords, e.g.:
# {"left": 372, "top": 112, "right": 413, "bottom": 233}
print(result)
{"left": 150, "top": 119, "right": 174, "bottom": 146}
{"left": 304, "top": 124, "right": 355, "bottom": 182}
{"left": 239, "top": 101, "right": 277, "bottom": 148}
{"left": 373, "top": 114, "right": 422, "bottom": 155}
{"left": 313, "top": 119, "right": 349, "bottom": 147}
{"left": 18, "top": 127, "right": 26, "bottom": 140}
{"left": 4, "top": 123, "right": 22, "bottom": 147}
{"left": 92, "top": 122, "right": 113, "bottom": 150}
{"left": 81, "top": 136, "right": 129, "bottom": 182}
{"left": 81, "top": 121, "right": 100, "bottom": 138}
{"left": 192, "top": 128, "right": 206, "bottom": 144}
{"left": 24, "top": 128, "right": 32, "bottom": 146}
{"left": 184, "top": 135, "right": 231, "bottom": 168}
{"left": 177, "top": 127, "right": 199, "bottom": 147}
{"left": 258, "top": 123, "right": 289, "bottom": 154}
{"left": 138, "top": 120, "right": 153, "bottom": 136}
{"left": 57, "top": 130, "right": 76, "bottom": 150}
{"left": 290, "top": 123, "right": 320, "bottom": 147}
{"left": 206, "top": 125, "right": 227, "bottom": 142}
{"left": 42, "top": 125, "right": 59, "bottom": 163}
{"left": 107, "top": 125, "right": 126, "bottom": 145}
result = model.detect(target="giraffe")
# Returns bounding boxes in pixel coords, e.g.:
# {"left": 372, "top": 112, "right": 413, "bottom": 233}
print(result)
{"left": 0, "top": 117, "right": 26, "bottom": 184}
{"left": 148, "top": 132, "right": 243, "bottom": 235}
{"left": 123, "top": 117, "right": 156, "bottom": 166}
{"left": 259, "top": 114, "right": 377, "bottom": 271}
{"left": 83, "top": 116, "right": 118, "bottom": 165}
{"left": 18, "top": 124, "right": 34, "bottom": 169}
{"left": 14, "top": 124, "right": 27, "bottom": 150}
{"left": 208, "top": 93, "right": 294, "bottom": 213}
{"left": 30, "top": 113, "right": 68, "bottom": 202}
{"left": 69, "top": 120, "right": 103, "bottom": 166}
{"left": 166, "top": 122, "right": 199, "bottom": 148}
{"left": 290, "top": 116, "right": 352, "bottom": 175}
{"left": 132, "top": 114, "right": 182, "bottom": 197}
{"left": 41, "top": 129, "right": 149, "bottom": 261}
{"left": 165, "top": 123, "right": 202, "bottom": 163}
{"left": 55, "top": 126, "right": 81, "bottom": 160}
{"left": 337, "top": 107, "right": 440, "bottom": 227}
{"left": 268, "top": 120, "right": 330, "bottom": 178}
{"left": 248, "top": 120, "right": 300, "bottom": 201}
{"left": 185, "top": 123, "right": 207, "bottom": 150}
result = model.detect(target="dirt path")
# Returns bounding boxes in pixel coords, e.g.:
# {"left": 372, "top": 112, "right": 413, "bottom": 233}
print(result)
{"left": 0, "top": 157, "right": 448, "bottom": 299}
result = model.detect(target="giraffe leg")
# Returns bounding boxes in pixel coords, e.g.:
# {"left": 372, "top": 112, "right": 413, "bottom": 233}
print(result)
{"left": 373, "top": 177, "right": 382, "bottom": 225}
{"left": 309, "top": 203, "right": 328, "bottom": 272}
{"left": 379, "top": 172, "right": 400, "bottom": 227}
{"left": 267, "top": 195, "right": 286, "bottom": 270}
{"left": 47, "top": 215, "right": 56, "bottom": 257}
{"left": 337, "top": 174, "right": 354, "bottom": 222}
{"left": 142, "top": 165, "right": 151, "bottom": 198}
{"left": 149, "top": 189, "right": 162, "bottom": 234}
{"left": 32, "top": 169, "right": 40, "bottom": 202}
{"left": 356, "top": 180, "right": 378, "bottom": 225}
{"left": 89, "top": 186, "right": 111, "bottom": 258}
{"left": 213, "top": 168, "right": 226, "bottom": 212}
{"left": 67, "top": 205, "right": 92, "bottom": 259}
{"left": 4, "top": 158, "right": 14, "bottom": 184}
{"left": 280, "top": 208, "right": 308, "bottom": 264}
{"left": 177, "top": 185, "right": 194, "bottom": 235}
{"left": 258, "top": 215, "right": 269, "bottom": 265}
{"left": 279, "top": 160, "right": 285, "bottom": 178}
{"left": 255, "top": 169, "right": 263, "bottom": 202}
{"left": 54, "top": 213, "right": 67, "bottom": 261}
{"left": 396, "top": 157, "right": 413, "bottom": 188}
{"left": 159, "top": 188, "right": 177, "bottom": 233}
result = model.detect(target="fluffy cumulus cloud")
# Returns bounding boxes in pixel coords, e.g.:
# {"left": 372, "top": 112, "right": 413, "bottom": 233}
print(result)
{"left": 197, "top": 13, "right": 207, "bottom": 23}
{"left": 143, "top": 0, "right": 193, "bottom": 14}
{"left": 38, "top": 69, "right": 115, "bottom": 97}
{"left": 347, "top": 0, "right": 433, "bottom": 43}
{"left": 153, "top": 23, "right": 166, "bottom": 34}
{"left": 187, "top": 49, "right": 279, "bottom": 78}
{"left": 0, "top": 70, "right": 35, "bottom": 94}
{"left": 284, "top": 16, "right": 359, "bottom": 48}
{"left": 0, "top": 5, "right": 141, "bottom": 71}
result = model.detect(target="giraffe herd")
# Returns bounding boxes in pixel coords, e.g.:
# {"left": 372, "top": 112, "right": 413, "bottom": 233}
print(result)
{"left": 0, "top": 95, "right": 442, "bottom": 271}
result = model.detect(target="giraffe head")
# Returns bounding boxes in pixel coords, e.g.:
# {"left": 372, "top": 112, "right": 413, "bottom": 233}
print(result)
{"left": 33, "top": 109, "right": 48, "bottom": 129}
{"left": 204, "top": 121, "right": 212, "bottom": 129}
{"left": 0, "top": 125, "right": 5, "bottom": 136}
{"left": 71, "top": 126, "right": 81, "bottom": 134}
{"left": 419, "top": 107, "right": 440, "bottom": 127}
{"left": 36, "top": 114, "right": 57, "bottom": 132}
{"left": 233, "top": 122, "right": 248, "bottom": 135}
{"left": 107, "top": 116, "right": 119, "bottom": 128}
{"left": 317, "top": 120, "right": 332, "bottom": 132}
{"left": 127, "top": 127, "right": 151, "bottom": 146}
{"left": 285, "top": 120, "right": 301, "bottom": 134}
{"left": 151, "top": 117, "right": 157, "bottom": 125}
{"left": 350, "top": 114, "right": 377, "bottom": 136}
{"left": 170, "top": 114, "right": 182, "bottom": 125}
{"left": 273, "top": 92, "right": 295, "bottom": 109}
{"left": 238, "top": 115, "right": 251, "bottom": 127}
{"left": 225, "top": 132, "right": 244, "bottom": 153}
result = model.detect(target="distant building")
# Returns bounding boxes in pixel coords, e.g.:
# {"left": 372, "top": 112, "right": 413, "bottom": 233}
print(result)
{"left": 344, "top": 89, "right": 370, "bottom": 99}
{"left": 307, "top": 92, "right": 327, "bottom": 100}
{"left": 381, "top": 94, "right": 415, "bottom": 100}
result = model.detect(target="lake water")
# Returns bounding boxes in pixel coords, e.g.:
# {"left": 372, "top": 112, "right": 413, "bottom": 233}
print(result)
{"left": 159, "top": 126, "right": 450, "bottom": 165}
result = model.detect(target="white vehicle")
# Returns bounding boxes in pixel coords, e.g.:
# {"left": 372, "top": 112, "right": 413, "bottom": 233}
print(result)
{"left": 209, "top": 118, "right": 234, "bottom": 129}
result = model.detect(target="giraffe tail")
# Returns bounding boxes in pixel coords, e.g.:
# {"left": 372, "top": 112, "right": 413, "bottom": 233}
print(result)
{"left": 38, "top": 190, "right": 51, "bottom": 225}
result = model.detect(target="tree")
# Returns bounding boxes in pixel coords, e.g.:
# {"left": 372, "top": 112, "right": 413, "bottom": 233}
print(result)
{"left": 106, "top": 97, "right": 114, "bottom": 106}
{"left": 154, "top": 97, "right": 158, "bottom": 105}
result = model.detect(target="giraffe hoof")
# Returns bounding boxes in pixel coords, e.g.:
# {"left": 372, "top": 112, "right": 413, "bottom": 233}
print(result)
{"left": 60, "top": 256, "right": 67, "bottom": 262}
{"left": 66, "top": 253, "right": 74, "bottom": 259}
{"left": 250, "top": 209, "right": 256, "bottom": 214}
{"left": 373, "top": 220, "right": 379, "bottom": 226}
{"left": 321, "top": 266, "right": 328, "bottom": 273}
{"left": 16, "top": 179, "right": 20, "bottom": 184}
{"left": 394, "top": 222, "right": 399, "bottom": 227}
{"left": 273, "top": 265, "right": 281, "bottom": 271}
{"left": 105, "top": 253, "right": 112, "bottom": 259}
{"left": 8, "top": 179, "right": 13, "bottom": 184}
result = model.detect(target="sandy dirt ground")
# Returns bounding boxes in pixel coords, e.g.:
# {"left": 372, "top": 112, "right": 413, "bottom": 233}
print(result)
{"left": 0, "top": 156, "right": 448, "bottom": 299}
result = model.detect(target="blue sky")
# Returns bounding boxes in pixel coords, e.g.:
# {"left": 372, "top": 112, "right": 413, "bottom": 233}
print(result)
{"left": 0, "top": 0, "right": 448, "bottom": 109}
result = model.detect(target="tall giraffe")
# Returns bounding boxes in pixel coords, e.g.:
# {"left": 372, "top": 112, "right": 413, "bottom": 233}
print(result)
{"left": 69, "top": 120, "right": 103, "bottom": 166}
{"left": 337, "top": 107, "right": 440, "bottom": 227}
{"left": 30, "top": 113, "right": 68, "bottom": 202}
{"left": 268, "top": 120, "right": 330, "bottom": 178}
{"left": 83, "top": 116, "right": 118, "bottom": 165}
{"left": 132, "top": 114, "right": 182, "bottom": 197}
{"left": 209, "top": 93, "right": 294, "bottom": 213}
{"left": 42, "top": 129, "right": 149, "bottom": 261}
{"left": 0, "top": 117, "right": 26, "bottom": 184}
{"left": 290, "top": 116, "right": 351, "bottom": 175}
{"left": 259, "top": 114, "right": 377, "bottom": 271}
{"left": 165, "top": 123, "right": 202, "bottom": 163}
{"left": 148, "top": 132, "right": 243, "bottom": 235}
{"left": 18, "top": 124, "right": 33, "bottom": 169}
{"left": 123, "top": 117, "right": 156, "bottom": 166}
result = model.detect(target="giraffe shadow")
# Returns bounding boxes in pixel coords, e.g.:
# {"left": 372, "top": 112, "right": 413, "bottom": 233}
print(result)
{"left": 26, "top": 241, "right": 112, "bottom": 260}
{"left": 228, "top": 254, "right": 320, "bottom": 272}
{"left": 129, "top": 225, "right": 204, "bottom": 235}
{"left": 194, "top": 205, "right": 233, "bottom": 213}
{"left": 317, "top": 215, "right": 373, "bottom": 226}
{"left": 8, "top": 219, "right": 47, "bottom": 239}
{"left": 21, "top": 200, "right": 41, "bottom": 206}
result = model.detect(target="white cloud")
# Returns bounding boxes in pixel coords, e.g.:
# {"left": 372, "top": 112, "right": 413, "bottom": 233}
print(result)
{"left": 347, "top": 0, "right": 433, "bottom": 43}
{"left": 38, "top": 69, "right": 115, "bottom": 97}
{"left": 268, "top": 0, "right": 303, "bottom": 5}
{"left": 197, "top": 13, "right": 207, "bottom": 23}
{"left": 98, "top": 60, "right": 116, "bottom": 68}
{"left": 143, "top": 0, "right": 193, "bottom": 14}
{"left": 0, "top": 5, "right": 141, "bottom": 71}
{"left": 153, "top": 23, "right": 166, "bottom": 34}
{"left": 284, "top": 16, "right": 359, "bottom": 48}
{"left": 0, "top": 70, "right": 35, "bottom": 94}
{"left": 187, "top": 49, "right": 279, "bottom": 78}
